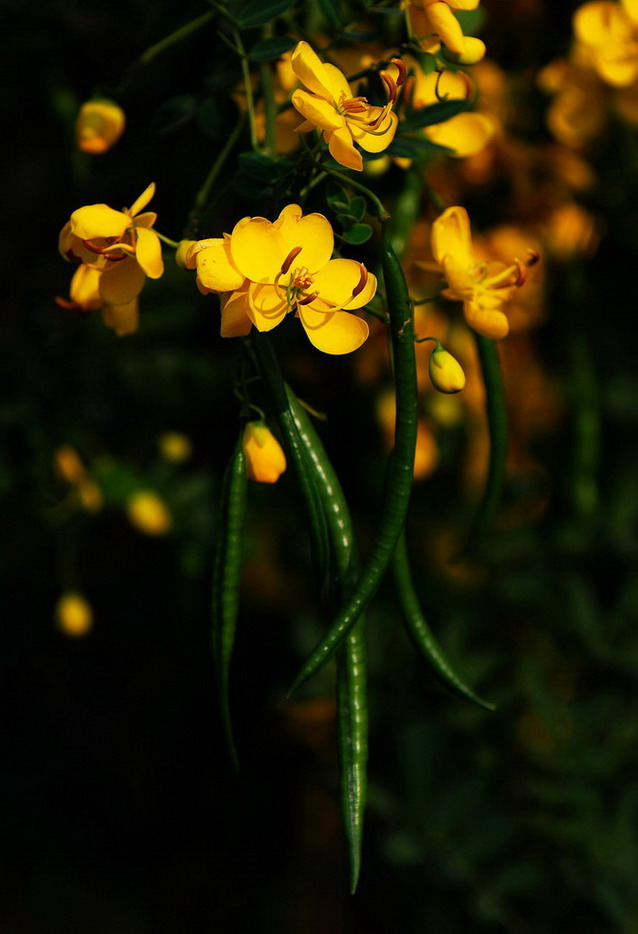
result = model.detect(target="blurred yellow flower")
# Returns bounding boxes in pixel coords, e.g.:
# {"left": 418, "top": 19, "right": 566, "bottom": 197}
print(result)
{"left": 75, "top": 98, "right": 125, "bottom": 154}
{"left": 290, "top": 41, "right": 400, "bottom": 171}
{"left": 59, "top": 183, "right": 164, "bottom": 320}
{"left": 242, "top": 423, "right": 287, "bottom": 483}
{"left": 409, "top": 67, "right": 495, "bottom": 157}
{"left": 428, "top": 345, "right": 466, "bottom": 393}
{"left": 573, "top": 0, "right": 638, "bottom": 86}
{"left": 159, "top": 432, "right": 193, "bottom": 463}
{"left": 53, "top": 445, "right": 103, "bottom": 512}
{"left": 56, "top": 593, "right": 94, "bottom": 638}
{"left": 186, "top": 204, "right": 375, "bottom": 354}
{"left": 429, "top": 206, "right": 538, "bottom": 339}
{"left": 407, "top": 0, "right": 486, "bottom": 63}
{"left": 127, "top": 491, "right": 172, "bottom": 536}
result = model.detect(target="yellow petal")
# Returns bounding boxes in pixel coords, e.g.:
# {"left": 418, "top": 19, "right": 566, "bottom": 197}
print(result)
{"left": 71, "top": 204, "right": 131, "bottom": 240}
{"left": 70, "top": 263, "right": 103, "bottom": 310}
{"left": 325, "top": 127, "right": 363, "bottom": 171}
{"left": 75, "top": 99, "right": 125, "bottom": 154}
{"left": 425, "top": 113, "right": 494, "bottom": 157}
{"left": 432, "top": 206, "right": 474, "bottom": 267}
{"left": 230, "top": 216, "right": 287, "bottom": 283}
{"left": 322, "top": 63, "right": 354, "bottom": 103}
{"left": 291, "top": 41, "right": 334, "bottom": 100}
{"left": 135, "top": 227, "right": 164, "bottom": 279}
{"left": 623, "top": 0, "right": 638, "bottom": 24}
{"left": 99, "top": 257, "right": 146, "bottom": 304}
{"left": 349, "top": 111, "right": 398, "bottom": 153}
{"left": 454, "top": 36, "right": 486, "bottom": 64}
{"left": 446, "top": 0, "right": 480, "bottom": 9}
{"left": 291, "top": 89, "right": 345, "bottom": 131}
{"left": 242, "top": 423, "right": 287, "bottom": 483}
{"left": 195, "top": 239, "right": 245, "bottom": 291}
{"left": 220, "top": 289, "right": 253, "bottom": 337}
{"left": 464, "top": 300, "right": 509, "bottom": 339}
{"left": 247, "top": 282, "right": 289, "bottom": 331}
{"left": 426, "top": 2, "right": 466, "bottom": 54}
{"left": 128, "top": 182, "right": 156, "bottom": 217}
{"left": 408, "top": 4, "right": 442, "bottom": 53}
{"left": 298, "top": 306, "right": 369, "bottom": 354}
{"left": 310, "top": 258, "right": 373, "bottom": 309}
{"left": 442, "top": 254, "right": 475, "bottom": 298}
{"left": 574, "top": 2, "right": 631, "bottom": 46}
{"left": 343, "top": 271, "right": 377, "bottom": 310}
{"left": 275, "top": 204, "right": 334, "bottom": 275}
{"left": 134, "top": 211, "right": 158, "bottom": 229}
{"left": 102, "top": 299, "right": 139, "bottom": 336}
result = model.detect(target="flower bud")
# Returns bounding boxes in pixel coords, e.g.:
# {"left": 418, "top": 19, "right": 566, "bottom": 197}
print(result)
{"left": 442, "top": 36, "right": 486, "bottom": 65}
{"left": 75, "top": 98, "right": 125, "bottom": 154}
{"left": 56, "top": 592, "right": 94, "bottom": 638}
{"left": 428, "top": 345, "right": 466, "bottom": 394}
{"left": 126, "top": 490, "right": 172, "bottom": 535}
{"left": 175, "top": 240, "right": 197, "bottom": 269}
{"left": 242, "top": 422, "right": 287, "bottom": 483}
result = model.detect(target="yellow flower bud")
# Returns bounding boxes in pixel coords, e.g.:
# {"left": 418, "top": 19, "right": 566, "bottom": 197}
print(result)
{"left": 56, "top": 592, "right": 94, "bottom": 638}
{"left": 75, "top": 98, "right": 125, "bottom": 154}
{"left": 428, "top": 346, "right": 466, "bottom": 394}
{"left": 242, "top": 422, "right": 287, "bottom": 484}
{"left": 158, "top": 432, "right": 193, "bottom": 463}
{"left": 175, "top": 240, "right": 197, "bottom": 269}
{"left": 126, "top": 491, "right": 172, "bottom": 535}
{"left": 54, "top": 445, "right": 86, "bottom": 485}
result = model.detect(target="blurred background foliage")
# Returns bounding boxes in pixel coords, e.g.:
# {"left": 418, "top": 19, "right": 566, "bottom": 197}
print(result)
{"left": 3, "top": 0, "right": 638, "bottom": 931}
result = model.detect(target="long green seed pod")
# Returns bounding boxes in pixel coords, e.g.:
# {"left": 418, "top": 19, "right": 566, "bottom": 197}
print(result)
{"left": 392, "top": 529, "right": 495, "bottom": 711}
{"left": 211, "top": 434, "right": 248, "bottom": 773}
{"left": 288, "top": 222, "right": 419, "bottom": 695}
{"left": 287, "top": 387, "right": 368, "bottom": 894}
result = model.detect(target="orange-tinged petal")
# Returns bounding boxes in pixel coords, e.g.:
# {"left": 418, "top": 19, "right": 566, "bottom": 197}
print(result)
{"left": 71, "top": 204, "right": 131, "bottom": 240}
{"left": 231, "top": 216, "right": 287, "bottom": 283}
{"left": 135, "top": 227, "right": 164, "bottom": 279}
{"left": 298, "top": 306, "right": 369, "bottom": 354}
{"left": 195, "top": 239, "right": 245, "bottom": 292}
{"left": 325, "top": 126, "right": 363, "bottom": 171}
{"left": 102, "top": 299, "right": 139, "bottom": 336}
{"left": 247, "top": 282, "right": 289, "bottom": 331}
{"left": 349, "top": 111, "right": 398, "bottom": 153}
{"left": 99, "top": 257, "right": 146, "bottom": 304}
{"left": 75, "top": 99, "right": 125, "bottom": 154}
{"left": 425, "top": 112, "right": 494, "bottom": 157}
{"left": 128, "top": 182, "right": 156, "bottom": 218}
{"left": 291, "top": 41, "right": 334, "bottom": 101}
{"left": 291, "top": 89, "right": 345, "bottom": 131}
{"left": 275, "top": 204, "right": 334, "bottom": 274}
{"left": 432, "top": 205, "right": 474, "bottom": 267}
{"left": 220, "top": 289, "right": 253, "bottom": 337}
{"left": 464, "top": 300, "right": 509, "bottom": 339}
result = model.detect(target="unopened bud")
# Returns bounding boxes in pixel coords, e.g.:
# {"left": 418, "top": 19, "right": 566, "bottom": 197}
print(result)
{"left": 75, "top": 99, "right": 125, "bottom": 154}
{"left": 428, "top": 346, "right": 466, "bottom": 394}
{"left": 242, "top": 422, "right": 287, "bottom": 484}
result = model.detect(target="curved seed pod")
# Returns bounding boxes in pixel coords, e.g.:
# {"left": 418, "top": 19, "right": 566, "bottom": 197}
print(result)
{"left": 288, "top": 222, "right": 419, "bottom": 695}
{"left": 211, "top": 434, "right": 248, "bottom": 773}
{"left": 392, "top": 530, "right": 495, "bottom": 711}
{"left": 287, "top": 387, "right": 368, "bottom": 893}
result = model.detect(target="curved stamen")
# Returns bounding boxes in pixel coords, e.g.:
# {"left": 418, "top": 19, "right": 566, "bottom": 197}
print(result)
{"left": 298, "top": 290, "right": 319, "bottom": 305}
{"left": 281, "top": 245, "right": 303, "bottom": 274}
{"left": 351, "top": 263, "right": 369, "bottom": 299}
{"left": 390, "top": 58, "right": 407, "bottom": 87}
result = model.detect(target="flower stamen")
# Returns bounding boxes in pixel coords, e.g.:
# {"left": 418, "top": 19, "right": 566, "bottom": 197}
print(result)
{"left": 281, "top": 246, "right": 303, "bottom": 274}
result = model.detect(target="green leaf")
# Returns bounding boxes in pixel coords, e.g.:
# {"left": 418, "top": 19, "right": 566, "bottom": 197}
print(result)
{"left": 343, "top": 223, "right": 372, "bottom": 244}
{"left": 455, "top": 7, "right": 486, "bottom": 35}
{"left": 237, "top": 0, "right": 295, "bottom": 28}
{"left": 400, "top": 99, "right": 472, "bottom": 131}
{"left": 337, "top": 29, "right": 380, "bottom": 42}
{"left": 337, "top": 213, "right": 356, "bottom": 230}
{"left": 150, "top": 95, "right": 197, "bottom": 135}
{"left": 387, "top": 137, "right": 454, "bottom": 157}
{"left": 326, "top": 180, "right": 350, "bottom": 207}
{"left": 349, "top": 196, "right": 366, "bottom": 221}
{"left": 248, "top": 35, "right": 297, "bottom": 61}
{"left": 317, "top": 0, "right": 342, "bottom": 28}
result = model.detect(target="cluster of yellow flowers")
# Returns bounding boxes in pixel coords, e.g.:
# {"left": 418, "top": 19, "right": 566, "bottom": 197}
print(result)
{"left": 406, "top": 0, "right": 486, "bottom": 64}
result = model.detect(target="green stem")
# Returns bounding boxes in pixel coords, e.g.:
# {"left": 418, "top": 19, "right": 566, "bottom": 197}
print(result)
{"left": 155, "top": 231, "right": 180, "bottom": 249}
{"left": 184, "top": 115, "right": 246, "bottom": 235}
{"left": 466, "top": 334, "right": 508, "bottom": 547}
{"left": 138, "top": 11, "right": 215, "bottom": 65}
{"left": 260, "top": 62, "right": 277, "bottom": 156}
{"left": 388, "top": 168, "right": 422, "bottom": 259}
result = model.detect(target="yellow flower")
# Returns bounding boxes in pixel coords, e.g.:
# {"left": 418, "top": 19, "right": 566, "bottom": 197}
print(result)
{"left": 55, "top": 263, "right": 139, "bottom": 336}
{"left": 59, "top": 183, "right": 164, "bottom": 318}
{"left": 408, "top": 67, "right": 495, "bottom": 157}
{"left": 407, "top": 0, "right": 486, "bottom": 64}
{"left": 573, "top": 0, "right": 638, "bottom": 86}
{"left": 290, "top": 41, "right": 400, "bottom": 172}
{"left": 75, "top": 98, "right": 125, "bottom": 154}
{"left": 126, "top": 491, "right": 172, "bottom": 535}
{"left": 56, "top": 593, "right": 94, "bottom": 638}
{"left": 186, "top": 204, "right": 376, "bottom": 354}
{"left": 158, "top": 432, "right": 192, "bottom": 463}
{"left": 242, "top": 422, "right": 287, "bottom": 483}
{"left": 428, "top": 345, "right": 466, "bottom": 393}
{"left": 430, "top": 206, "right": 538, "bottom": 339}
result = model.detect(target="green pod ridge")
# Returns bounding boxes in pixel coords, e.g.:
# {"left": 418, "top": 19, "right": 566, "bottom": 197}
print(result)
{"left": 392, "top": 530, "right": 495, "bottom": 712}
{"left": 211, "top": 434, "right": 248, "bottom": 773}
{"left": 288, "top": 222, "right": 419, "bottom": 696}
{"left": 287, "top": 387, "right": 368, "bottom": 895}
